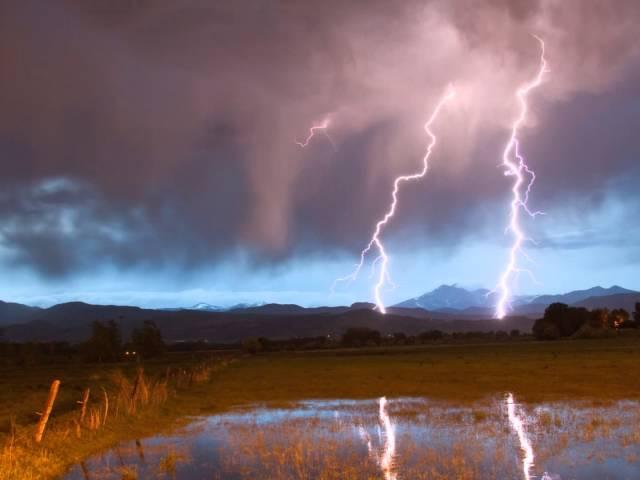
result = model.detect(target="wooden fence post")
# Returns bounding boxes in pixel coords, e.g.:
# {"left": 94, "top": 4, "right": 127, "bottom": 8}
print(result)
{"left": 34, "top": 379, "right": 61, "bottom": 443}
{"left": 78, "top": 388, "right": 90, "bottom": 424}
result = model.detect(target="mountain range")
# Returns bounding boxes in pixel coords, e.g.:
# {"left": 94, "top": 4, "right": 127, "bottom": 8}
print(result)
{"left": 0, "top": 285, "right": 637, "bottom": 343}
{"left": 185, "top": 302, "right": 266, "bottom": 312}
{"left": 394, "top": 284, "right": 638, "bottom": 315}
{"left": 0, "top": 301, "right": 533, "bottom": 344}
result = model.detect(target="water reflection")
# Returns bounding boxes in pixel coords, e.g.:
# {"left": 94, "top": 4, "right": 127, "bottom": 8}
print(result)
{"left": 359, "top": 397, "right": 397, "bottom": 480}
{"left": 507, "top": 393, "right": 535, "bottom": 480}
{"left": 65, "top": 396, "right": 640, "bottom": 479}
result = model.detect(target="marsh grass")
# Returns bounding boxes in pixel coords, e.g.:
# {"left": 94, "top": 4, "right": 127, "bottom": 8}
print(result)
{"left": 224, "top": 398, "right": 640, "bottom": 479}
{"left": 70, "top": 396, "right": 640, "bottom": 479}
{"left": 158, "top": 448, "right": 190, "bottom": 477}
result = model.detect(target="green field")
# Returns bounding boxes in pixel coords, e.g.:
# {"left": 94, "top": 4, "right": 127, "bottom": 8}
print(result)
{"left": 2, "top": 338, "right": 640, "bottom": 479}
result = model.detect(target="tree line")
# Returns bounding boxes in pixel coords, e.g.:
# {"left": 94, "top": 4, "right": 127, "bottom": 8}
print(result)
{"left": 82, "top": 319, "right": 166, "bottom": 362}
{"left": 533, "top": 302, "right": 640, "bottom": 340}
{"left": 241, "top": 327, "right": 526, "bottom": 353}
{"left": 0, "top": 319, "right": 166, "bottom": 365}
{"left": 2, "top": 303, "right": 637, "bottom": 363}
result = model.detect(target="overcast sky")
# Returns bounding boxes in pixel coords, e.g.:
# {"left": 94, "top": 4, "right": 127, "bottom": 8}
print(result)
{"left": 0, "top": 0, "right": 639, "bottom": 308}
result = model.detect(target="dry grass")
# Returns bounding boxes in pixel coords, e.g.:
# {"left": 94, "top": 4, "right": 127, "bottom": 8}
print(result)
{"left": 0, "top": 355, "right": 234, "bottom": 480}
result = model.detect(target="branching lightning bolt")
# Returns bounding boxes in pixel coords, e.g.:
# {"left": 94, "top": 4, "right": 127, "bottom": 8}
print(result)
{"left": 332, "top": 87, "right": 455, "bottom": 313}
{"left": 296, "top": 117, "right": 336, "bottom": 149}
{"left": 495, "top": 36, "right": 548, "bottom": 319}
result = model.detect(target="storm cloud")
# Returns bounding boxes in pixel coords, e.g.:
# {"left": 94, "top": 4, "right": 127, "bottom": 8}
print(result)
{"left": 0, "top": 0, "right": 639, "bottom": 280}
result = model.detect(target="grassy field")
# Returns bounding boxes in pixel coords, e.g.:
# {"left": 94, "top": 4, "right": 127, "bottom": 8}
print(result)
{"left": 2, "top": 338, "right": 640, "bottom": 478}
{"left": 211, "top": 338, "right": 640, "bottom": 406}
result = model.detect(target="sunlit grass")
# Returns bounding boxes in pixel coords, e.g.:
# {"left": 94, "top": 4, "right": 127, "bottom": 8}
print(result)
{"left": 0, "top": 354, "right": 234, "bottom": 480}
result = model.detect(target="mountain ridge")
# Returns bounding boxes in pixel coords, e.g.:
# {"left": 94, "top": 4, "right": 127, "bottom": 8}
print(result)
{"left": 1, "top": 285, "right": 638, "bottom": 343}
{"left": 394, "top": 284, "right": 639, "bottom": 314}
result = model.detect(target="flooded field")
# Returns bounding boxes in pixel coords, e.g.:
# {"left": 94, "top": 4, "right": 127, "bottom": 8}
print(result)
{"left": 66, "top": 395, "right": 640, "bottom": 479}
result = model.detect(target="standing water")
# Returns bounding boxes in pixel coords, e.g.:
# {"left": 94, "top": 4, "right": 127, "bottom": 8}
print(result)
{"left": 65, "top": 395, "right": 640, "bottom": 479}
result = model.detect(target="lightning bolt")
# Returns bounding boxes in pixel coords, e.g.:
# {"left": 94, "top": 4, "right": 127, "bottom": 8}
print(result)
{"left": 296, "top": 117, "right": 336, "bottom": 149}
{"left": 332, "top": 87, "right": 455, "bottom": 313}
{"left": 495, "top": 36, "right": 548, "bottom": 319}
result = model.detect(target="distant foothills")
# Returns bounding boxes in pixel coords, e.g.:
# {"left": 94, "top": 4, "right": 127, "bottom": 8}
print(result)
{"left": 0, "top": 285, "right": 638, "bottom": 344}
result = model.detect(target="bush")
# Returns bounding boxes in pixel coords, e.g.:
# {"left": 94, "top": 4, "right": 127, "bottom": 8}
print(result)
{"left": 533, "top": 303, "right": 590, "bottom": 340}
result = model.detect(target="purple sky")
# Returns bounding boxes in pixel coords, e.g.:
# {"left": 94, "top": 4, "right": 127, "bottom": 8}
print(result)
{"left": 0, "top": 1, "right": 639, "bottom": 307}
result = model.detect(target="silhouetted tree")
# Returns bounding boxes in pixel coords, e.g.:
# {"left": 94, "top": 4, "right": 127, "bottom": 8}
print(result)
{"left": 589, "top": 309, "right": 610, "bottom": 329}
{"left": 625, "top": 303, "right": 640, "bottom": 328}
{"left": 548, "top": 303, "right": 589, "bottom": 337}
{"left": 532, "top": 318, "right": 560, "bottom": 340}
{"left": 84, "top": 320, "right": 122, "bottom": 362}
{"left": 533, "top": 303, "right": 587, "bottom": 340}
{"left": 131, "top": 320, "right": 165, "bottom": 358}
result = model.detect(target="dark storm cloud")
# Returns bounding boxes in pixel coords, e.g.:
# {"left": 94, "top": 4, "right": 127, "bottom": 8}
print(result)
{"left": 0, "top": 0, "right": 639, "bottom": 277}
